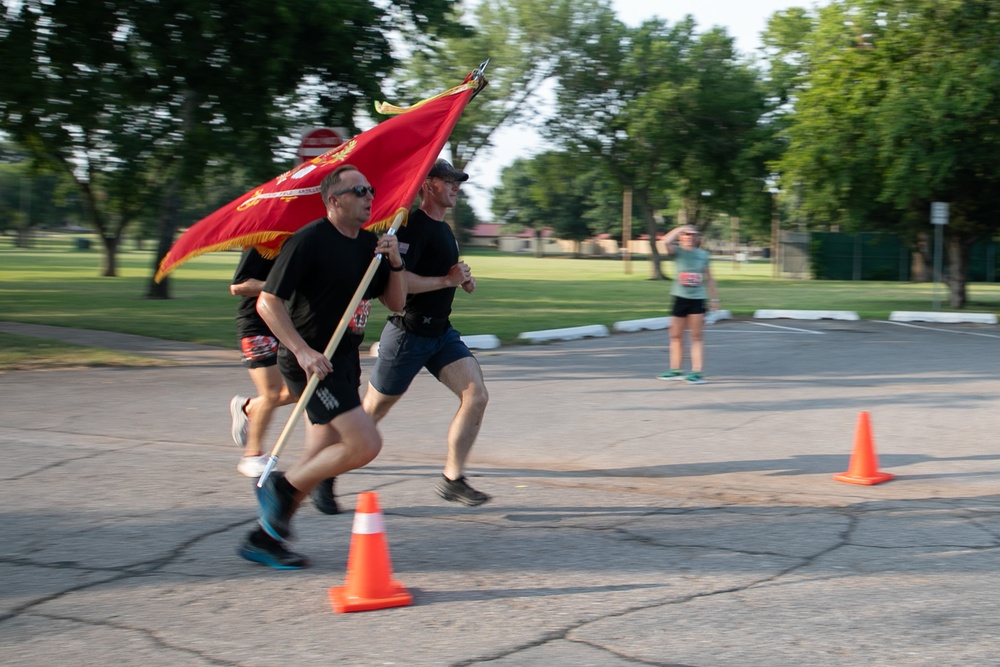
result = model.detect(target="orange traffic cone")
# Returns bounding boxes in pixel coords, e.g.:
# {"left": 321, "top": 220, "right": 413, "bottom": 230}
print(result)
{"left": 833, "top": 411, "right": 895, "bottom": 485}
{"left": 328, "top": 491, "right": 413, "bottom": 613}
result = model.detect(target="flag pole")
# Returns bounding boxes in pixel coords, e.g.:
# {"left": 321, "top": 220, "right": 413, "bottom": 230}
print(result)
{"left": 257, "top": 209, "right": 406, "bottom": 488}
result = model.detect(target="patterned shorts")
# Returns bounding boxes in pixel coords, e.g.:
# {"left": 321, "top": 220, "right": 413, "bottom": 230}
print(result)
{"left": 240, "top": 335, "right": 279, "bottom": 369}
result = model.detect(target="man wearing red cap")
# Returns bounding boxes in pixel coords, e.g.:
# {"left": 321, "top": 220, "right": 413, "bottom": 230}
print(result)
{"left": 311, "top": 159, "right": 491, "bottom": 512}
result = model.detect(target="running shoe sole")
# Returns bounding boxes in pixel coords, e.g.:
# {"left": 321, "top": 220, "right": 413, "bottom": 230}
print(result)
{"left": 238, "top": 545, "right": 308, "bottom": 570}
{"left": 230, "top": 395, "right": 249, "bottom": 448}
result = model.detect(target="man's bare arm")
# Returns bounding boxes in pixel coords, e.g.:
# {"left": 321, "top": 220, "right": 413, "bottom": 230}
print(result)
{"left": 405, "top": 262, "right": 471, "bottom": 295}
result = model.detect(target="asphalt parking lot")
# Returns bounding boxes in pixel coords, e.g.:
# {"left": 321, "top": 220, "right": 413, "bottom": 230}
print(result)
{"left": 2, "top": 317, "right": 1000, "bottom": 666}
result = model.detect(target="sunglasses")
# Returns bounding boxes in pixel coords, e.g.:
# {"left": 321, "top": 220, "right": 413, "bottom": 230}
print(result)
{"left": 332, "top": 184, "right": 376, "bottom": 198}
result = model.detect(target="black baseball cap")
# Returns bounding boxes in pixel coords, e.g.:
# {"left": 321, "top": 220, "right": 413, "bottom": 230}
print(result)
{"left": 427, "top": 159, "right": 469, "bottom": 182}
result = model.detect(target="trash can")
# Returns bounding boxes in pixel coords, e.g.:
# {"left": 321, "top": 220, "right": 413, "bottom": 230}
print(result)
{"left": 75, "top": 238, "right": 91, "bottom": 250}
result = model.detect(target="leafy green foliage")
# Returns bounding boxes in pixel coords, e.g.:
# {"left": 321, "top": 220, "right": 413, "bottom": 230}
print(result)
{"left": 774, "top": 0, "right": 1000, "bottom": 306}
{"left": 491, "top": 151, "right": 624, "bottom": 245}
{"left": 543, "top": 14, "right": 767, "bottom": 276}
{"left": 0, "top": 0, "right": 465, "bottom": 285}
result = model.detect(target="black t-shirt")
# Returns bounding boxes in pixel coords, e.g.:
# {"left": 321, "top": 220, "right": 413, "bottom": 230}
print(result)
{"left": 263, "top": 218, "right": 390, "bottom": 359}
{"left": 390, "top": 208, "right": 459, "bottom": 337}
{"left": 232, "top": 248, "right": 275, "bottom": 339}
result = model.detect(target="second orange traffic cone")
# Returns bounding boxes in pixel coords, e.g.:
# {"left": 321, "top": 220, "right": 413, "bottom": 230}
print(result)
{"left": 328, "top": 491, "right": 413, "bottom": 613}
{"left": 833, "top": 411, "right": 894, "bottom": 485}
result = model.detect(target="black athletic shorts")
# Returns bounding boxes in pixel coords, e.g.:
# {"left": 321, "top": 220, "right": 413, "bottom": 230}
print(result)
{"left": 280, "top": 353, "right": 362, "bottom": 425}
{"left": 671, "top": 296, "right": 707, "bottom": 318}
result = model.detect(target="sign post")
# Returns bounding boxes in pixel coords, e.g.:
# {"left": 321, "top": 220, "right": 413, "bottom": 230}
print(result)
{"left": 297, "top": 127, "right": 347, "bottom": 164}
{"left": 930, "top": 202, "right": 949, "bottom": 310}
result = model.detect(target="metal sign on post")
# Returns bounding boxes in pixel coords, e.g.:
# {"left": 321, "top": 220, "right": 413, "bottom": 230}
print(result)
{"left": 931, "top": 202, "right": 948, "bottom": 310}
{"left": 931, "top": 202, "right": 949, "bottom": 226}
{"left": 297, "top": 127, "right": 347, "bottom": 164}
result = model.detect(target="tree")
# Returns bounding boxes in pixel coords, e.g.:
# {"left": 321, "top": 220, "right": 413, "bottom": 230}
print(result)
{"left": 546, "top": 15, "right": 766, "bottom": 278}
{"left": 400, "top": 0, "right": 610, "bottom": 233}
{"left": 775, "top": 0, "right": 1000, "bottom": 306}
{"left": 491, "top": 151, "right": 624, "bottom": 254}
{"left": 0, "top": 162, "right": 78, "bottom": 244}
{"left": 490, "top": 157, "right": 536, "bottom": 229}
{"left": 0, "top": 140, "right": 83, "bottom": 244}
{"left": 0, "top": 0, "right": 464, "bottom": 296}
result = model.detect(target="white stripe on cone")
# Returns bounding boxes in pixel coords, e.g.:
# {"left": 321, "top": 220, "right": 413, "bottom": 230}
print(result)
{"left": 352, "top": 511, "right": 385, "bottom": 535}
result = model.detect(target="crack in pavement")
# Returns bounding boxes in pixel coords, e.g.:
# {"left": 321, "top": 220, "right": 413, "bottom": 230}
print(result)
{"left": 30, "top": 611, "right": 242, "bottom": 666}
{"left": 0, "top": 517, "right": 255, "bottom": 624}
{"left": 445, "top": 499, "right": 1000, "bottom": 666}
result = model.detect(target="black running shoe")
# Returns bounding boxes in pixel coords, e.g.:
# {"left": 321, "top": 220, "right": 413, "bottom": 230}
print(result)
{"left": 436, "top": 475, "right": 491, "bottom": 507}
{"left": 310, "top": 477, "right": 341, "bottom": 515}
{"left": 238, "top": 531, "right": 309, "bottom": 570}
{"left": 256, "top": 471, "right": 295, "bottom": 540}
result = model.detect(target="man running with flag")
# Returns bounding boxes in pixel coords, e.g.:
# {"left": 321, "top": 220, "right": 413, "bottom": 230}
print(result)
{"left": 311, "top": 159, "right": 491, "bottom": 515}
{"left": 238, "top": 165, "right": 407, "bottom": 569}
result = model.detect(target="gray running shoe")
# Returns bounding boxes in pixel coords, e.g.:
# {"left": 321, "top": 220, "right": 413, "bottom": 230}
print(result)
{"left": 310, "top": 477, "right": 341, "bottom": 515}
{"left": 436, "top": 475, "right": 491, "bottom": 507}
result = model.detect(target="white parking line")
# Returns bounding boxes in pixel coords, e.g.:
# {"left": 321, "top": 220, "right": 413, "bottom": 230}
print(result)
{"left": 749, "top": 321, "right": 826, "bottom": 334}
{"left": 875, "top": 320, "right": 1000, "bottom": 339}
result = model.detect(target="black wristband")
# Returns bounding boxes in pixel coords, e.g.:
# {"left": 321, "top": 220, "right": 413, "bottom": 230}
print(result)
{"left": 389, "top": 258, "right": 405, "bottom": 272}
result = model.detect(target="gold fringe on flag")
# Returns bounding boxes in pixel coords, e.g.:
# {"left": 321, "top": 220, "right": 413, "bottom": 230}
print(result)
{"left": 374, "top": 80, "right": 480, "bottom": 116}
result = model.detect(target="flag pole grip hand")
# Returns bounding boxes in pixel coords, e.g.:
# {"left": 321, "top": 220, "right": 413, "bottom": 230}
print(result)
{"left": 258, "top": 210, "right": 406, "bottom": 488}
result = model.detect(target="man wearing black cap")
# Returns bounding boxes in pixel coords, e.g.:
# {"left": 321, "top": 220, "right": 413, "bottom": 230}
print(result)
{"left": 310, "top": 159, "right": 491, "bottom": 512}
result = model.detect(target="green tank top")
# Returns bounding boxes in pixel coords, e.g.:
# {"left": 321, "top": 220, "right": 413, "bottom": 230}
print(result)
{"left": 670, "top": 247, "right": 710, "bottom": 299}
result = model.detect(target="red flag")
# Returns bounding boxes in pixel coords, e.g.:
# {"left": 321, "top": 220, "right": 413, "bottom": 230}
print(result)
{"left": 155, "top": 73, "right": 485, "bottom": 282}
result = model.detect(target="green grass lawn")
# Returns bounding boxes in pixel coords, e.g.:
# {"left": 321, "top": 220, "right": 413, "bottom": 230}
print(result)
{"left": 3, "top": 232, "right": 999, "bottom": 353}
{"left": 0, "top": 331, "right": 173, "bottom": 371}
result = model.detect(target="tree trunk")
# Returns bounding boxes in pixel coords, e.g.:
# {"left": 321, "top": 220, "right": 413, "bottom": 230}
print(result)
{"left": 15, "top": 227, "right": 33, "bottom": 248}
{"left": 146, "top": 183, "right": 181, "bottom": 299}
{"left": 100, "top": 235, "right": 118, "bottom": 277}
{"left": 75, "top": 177, "right": 119, "bottom": 277}
{"left": 947, "top": 235, "right": 969, "bottom": 309}
{"left": 635, "top": 192, "right": 664, "bottom": 280}
{"left": 146, "top": 88, "right": 197, "bottom": 299}
{"left": 911, "top": 231, "right": 931, "bottom": 282}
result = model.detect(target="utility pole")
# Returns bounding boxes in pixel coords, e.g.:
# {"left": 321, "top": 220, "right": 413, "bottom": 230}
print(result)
{"left": 771, "top": 193, "right": 780, "bottom": 278}
{"left": 731, "top": 216, "right": 740, "bottom": 270}
{"left": 622, "top": 187, "right": 632, "bottom": 275}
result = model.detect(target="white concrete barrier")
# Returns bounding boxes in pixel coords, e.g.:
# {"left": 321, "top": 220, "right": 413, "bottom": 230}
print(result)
{"left": 613, "top": 310, "right": 732, "bottom": 332}
{"left": 517, "top": 324, "right": 610, "bottom": 343}
{"left": 754, "top": 309, "right": 860, "bottom": 321}
{"left": 613, "top": 317, "right": 670, "bottom": 333}
{"left": 705, "top": 309, "right": 733, "bottom": 325}
{"left": 461, "top": 334, "right": 502, "bottom": 350}
{"left": 889, "top": 311, "right": 997, "bottom": 325}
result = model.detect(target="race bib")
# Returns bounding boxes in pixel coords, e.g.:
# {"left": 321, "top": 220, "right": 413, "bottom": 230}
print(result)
{"left": 350, "top": 299, "right": 372, "bottom": 334}
{"left": 678, "top": 271, "right": 703, "bottom": 287}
